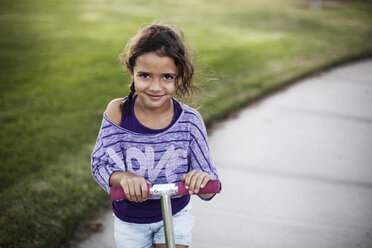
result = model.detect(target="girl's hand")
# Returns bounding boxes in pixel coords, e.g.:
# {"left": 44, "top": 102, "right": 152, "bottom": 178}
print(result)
{"left": 181, "top": 170, "right": 213, "bottom": 196}
{"left": 119, "top": 172, "right": 149, "bottom": 202}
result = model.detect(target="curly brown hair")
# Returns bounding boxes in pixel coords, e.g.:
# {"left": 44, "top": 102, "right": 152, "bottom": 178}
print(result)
{"left": 118, "top": 23, "right": 196, "bottom": 114}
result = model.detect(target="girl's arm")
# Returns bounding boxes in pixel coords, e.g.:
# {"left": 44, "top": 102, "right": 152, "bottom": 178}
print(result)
{"left": 105, "top": 99, "right": 151, "bottom": 202}
{"left": 186, "top": 108, "right": 219, "bottom": 200}
{"left": 91, "top": 99, "right": 126, "bottom": 192}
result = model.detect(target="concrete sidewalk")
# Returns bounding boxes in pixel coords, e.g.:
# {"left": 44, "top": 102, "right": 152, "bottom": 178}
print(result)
{"left": 78, "top": 59, "right": 372, "bottom": 248}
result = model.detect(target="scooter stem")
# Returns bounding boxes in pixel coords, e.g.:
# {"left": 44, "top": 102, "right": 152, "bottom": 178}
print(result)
{"left": 150, "top": 184, "right": 178, "bottom": 248}
{"left": 160, "top": 193, "right": 176, "bottom": 248}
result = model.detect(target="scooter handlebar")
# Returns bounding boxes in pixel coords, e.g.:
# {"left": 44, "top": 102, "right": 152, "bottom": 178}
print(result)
{"left": 110, "top": 179, "right": 221, "bottom": 201}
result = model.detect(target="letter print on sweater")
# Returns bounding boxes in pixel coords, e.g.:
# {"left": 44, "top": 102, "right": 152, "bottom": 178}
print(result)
{"left": 119, "top": 145, "right": 187, "bottom": 182}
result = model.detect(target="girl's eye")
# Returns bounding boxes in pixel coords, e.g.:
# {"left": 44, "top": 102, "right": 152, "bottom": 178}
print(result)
{"left": 139, "top": 73, "right": 150, "bottom": 79}
{"left": 163, "top": 74, "right": 174, "bottom": 80}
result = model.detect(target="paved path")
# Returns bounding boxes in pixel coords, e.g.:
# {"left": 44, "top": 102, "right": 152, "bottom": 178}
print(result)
{"left": 78, "top": 59, "right": 372, "bottom": 248}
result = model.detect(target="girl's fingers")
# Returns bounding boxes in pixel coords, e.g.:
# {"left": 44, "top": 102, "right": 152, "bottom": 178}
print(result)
{"left": 132, "top": 179, "right": 148, "bottom": 202}
{"left": 189, "top": 171, "right": 203, "bottom": 194}
{"left": 185, "top": 170, "right": 198, "bottom": 187}
{"left": 183, "top": 170, "right": 198, "bottom": 189}
{"left": 196, "top": 173, "right": 212, "bottom": 193}
{"left": 128, "top": 183, "right": 136, "bottom": 201}
{"left": 141, "top": 182, "right": 149, "bottom": 201}
{"left": 122, "top": 184, "right": 130, "bottom": 201}
{"left": 134, "top": 183, "right": 142, "bottom": 202}
{"left": 200, "top": 174, "right": 212, "bottom": 188}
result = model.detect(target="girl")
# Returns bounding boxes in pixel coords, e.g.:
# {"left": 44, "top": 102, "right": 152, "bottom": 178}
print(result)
{"left": 91, "top": 23, "right": 219, "bottom": 248}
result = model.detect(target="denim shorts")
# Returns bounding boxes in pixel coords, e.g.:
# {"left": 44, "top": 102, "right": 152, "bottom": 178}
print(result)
{"left": 114, "top": 202, "right": 194, "bottom": 248}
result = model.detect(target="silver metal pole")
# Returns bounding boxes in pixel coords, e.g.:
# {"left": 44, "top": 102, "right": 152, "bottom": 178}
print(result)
{"left": 160, "top": 193, "right": 176, "bottom": 248}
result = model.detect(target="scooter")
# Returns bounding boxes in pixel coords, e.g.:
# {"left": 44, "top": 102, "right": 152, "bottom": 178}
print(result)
{"left": 110, "top": 180, "right": 221, "bottom": 248}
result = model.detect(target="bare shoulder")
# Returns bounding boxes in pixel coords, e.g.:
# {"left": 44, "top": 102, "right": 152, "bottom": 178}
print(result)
{"left": 105, "top": 98, "right": 124, "bottom": 125}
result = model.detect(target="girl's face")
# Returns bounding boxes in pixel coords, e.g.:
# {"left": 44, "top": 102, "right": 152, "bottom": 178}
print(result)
{"left": 130, "top": 52, "right": 177, "bottom": 112}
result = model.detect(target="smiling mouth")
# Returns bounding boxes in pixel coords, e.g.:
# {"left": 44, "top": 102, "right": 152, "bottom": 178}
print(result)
{"left": 147, "top": 94, "right": 164, "bottom": 100}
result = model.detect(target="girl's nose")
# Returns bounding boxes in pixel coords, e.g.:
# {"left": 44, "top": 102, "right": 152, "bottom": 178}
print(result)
{"left": 149, "top": 78, "right": 161, "bottom": 91}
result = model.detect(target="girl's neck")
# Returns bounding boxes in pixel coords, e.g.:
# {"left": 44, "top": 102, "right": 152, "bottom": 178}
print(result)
{"left": 133, "top": 98, "right": 175, "bottom": 130}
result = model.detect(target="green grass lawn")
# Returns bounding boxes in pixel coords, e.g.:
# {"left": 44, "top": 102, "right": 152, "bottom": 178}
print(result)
{"left": 1, "top": 0, "right": 371, "bottom": 247}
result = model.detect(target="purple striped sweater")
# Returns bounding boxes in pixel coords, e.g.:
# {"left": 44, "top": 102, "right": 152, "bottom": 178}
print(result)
{"left": 91, "top": 102, "right": 218, "bottom": 222}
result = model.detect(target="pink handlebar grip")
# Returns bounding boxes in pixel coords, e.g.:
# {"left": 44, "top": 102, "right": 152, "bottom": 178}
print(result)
{"left": 110, "top": 184, "right": 151, "bottom": 201}
{"left": 177, "top": 179, "right": 221, "bottom": 195}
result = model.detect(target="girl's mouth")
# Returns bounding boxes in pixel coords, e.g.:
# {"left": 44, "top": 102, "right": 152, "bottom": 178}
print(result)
{"left": 147, "top": 94, "right": 164, "bottom": 101}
